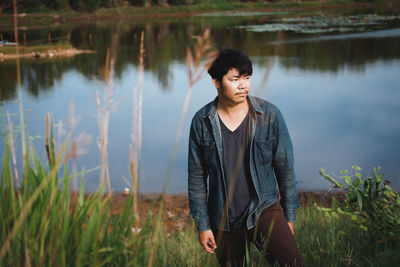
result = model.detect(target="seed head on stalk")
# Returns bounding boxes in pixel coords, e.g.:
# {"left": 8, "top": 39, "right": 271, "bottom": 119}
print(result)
{"left": 130, "top": 31, "right": 145, "bottom": 228}
{"left": 147, "top": 28, "right": 215, "bottom": 267}
{"left": 96, "top": 47, "right": 119, "bottom": 199}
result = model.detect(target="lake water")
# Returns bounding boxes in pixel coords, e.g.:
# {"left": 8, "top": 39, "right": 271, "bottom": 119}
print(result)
{"left": 1, "top": 8, "right": 399, "bottom": 193}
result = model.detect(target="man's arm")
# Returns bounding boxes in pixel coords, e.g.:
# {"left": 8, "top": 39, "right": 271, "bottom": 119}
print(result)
{"left": 272, "top": 109, "right": 300, "bottom": 223}
{"left": 188, "top": 117, "right": 211, "bottom": 232}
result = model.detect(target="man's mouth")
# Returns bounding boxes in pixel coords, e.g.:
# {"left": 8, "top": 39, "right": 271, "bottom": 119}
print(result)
{"left": 236, "top": 91, "right": 247, "bottom": 96}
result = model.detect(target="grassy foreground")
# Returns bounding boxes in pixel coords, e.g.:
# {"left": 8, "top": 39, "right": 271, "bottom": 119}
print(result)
{"left": 1, "top": 138, "right": 399, "bottom": 266}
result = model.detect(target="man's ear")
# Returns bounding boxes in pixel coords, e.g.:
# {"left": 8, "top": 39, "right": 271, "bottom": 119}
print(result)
{"left": 212, "top": 79, "right": 220, "bottom": 90}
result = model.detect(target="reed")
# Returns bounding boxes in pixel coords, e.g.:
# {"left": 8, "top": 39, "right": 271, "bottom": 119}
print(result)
{"left": 146, "top": 28, "right": 215, "bottom": 267}
{"left": 6, "top": 112, "right": 19, "bottom": 188}
{"left": 12, "top": 0, "right": 27, "bottom": 168}
{"left": 96, "top": 48, "right": 114, "bottom": 198}
{"left": 130, "top": 30, "right": 145, "bottom": 226}
{"left": 0, "top": 114, "right": 154, "bottom": 265}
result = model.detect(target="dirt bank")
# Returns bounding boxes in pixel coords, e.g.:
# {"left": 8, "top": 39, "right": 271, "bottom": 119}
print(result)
{"left": 108, "top": 191, "right": 345, "bottom": 233}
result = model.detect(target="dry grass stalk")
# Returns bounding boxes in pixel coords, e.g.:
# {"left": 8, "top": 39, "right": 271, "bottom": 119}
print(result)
{"left": 96, "top": 45, "right": 119, "bottom": 199}
{"left": 45, "top": 113, "right": 51, "bottom": 165}
{"left": 13, "top": 0, "right": 26, "bottom": 167}
{"left": 255, "top": 60, "right": 275, "bottom": 97}
{"left": 129, "top": 144, "right": 138, "bottom": 226}
{"left": 12, "top": 2, "right": 28, "bottom": 263}
{"left": 256, "top": 34, "right": 283, "bottom": 97}
{"left": 174, "top": 28, "right": 214, "bottom": 154}
{"left": 186, "top": 29, "right": 216, "bottom": 87}
{"left": 7, "top": 111, "right": 19, "bottom": 188}
{"left": 67, "top": 101, "right": 92, "bottom": 193}
{"left": 147, "top": 28, "right": 215, "bottom": 267}
{"left": 130, "top": 30, "right": 145, "bottom": 228}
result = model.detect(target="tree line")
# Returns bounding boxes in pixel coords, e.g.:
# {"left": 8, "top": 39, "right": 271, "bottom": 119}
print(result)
{"left": 0, "top": 0, "right": 273, "bottom": 13}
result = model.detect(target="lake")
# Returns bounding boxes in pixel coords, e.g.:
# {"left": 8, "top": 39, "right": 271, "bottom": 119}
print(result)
{"left": 1, "top": 7, "right": 399, "bottom": 193}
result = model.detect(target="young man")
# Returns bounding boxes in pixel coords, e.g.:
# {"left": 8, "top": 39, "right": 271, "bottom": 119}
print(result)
{"left": 188, "top": 48, "right": 303, "bottom": 266}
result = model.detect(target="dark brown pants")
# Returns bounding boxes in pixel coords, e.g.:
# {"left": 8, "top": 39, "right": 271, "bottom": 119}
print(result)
{"left": 212, "top": 202, "right": 303, "bottom": 267}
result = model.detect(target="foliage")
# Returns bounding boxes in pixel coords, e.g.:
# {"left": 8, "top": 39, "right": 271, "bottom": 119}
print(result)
{"left": 319, "top": 166, "right": 400, "bottom": 244}
{"left": 2, "top": 136, "right": 399, "bottom": 266}
{"left": 0, "top": 124, "right": 154, "bottom": 265}
{"left": 297, "top": 202, "right": 400, "bottom": 266}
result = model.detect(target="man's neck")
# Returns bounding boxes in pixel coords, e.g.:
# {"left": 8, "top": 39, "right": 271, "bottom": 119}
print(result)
{"left": 217, "top": 97, "right": 249, "bottom": 131}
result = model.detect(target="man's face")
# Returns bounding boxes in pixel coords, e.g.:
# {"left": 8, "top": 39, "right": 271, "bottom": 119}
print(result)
{"left": 214, "top": 68, "right": 251, "bottom": 105}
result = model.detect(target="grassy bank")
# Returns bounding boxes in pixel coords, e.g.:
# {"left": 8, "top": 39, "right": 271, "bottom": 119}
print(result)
{"left": 1, "top": 111, "right": 399, "bottom": 266}
{"left": 0, "top": 0, "right": 398, "bottom": 29}
{"left": 1, "top": 150, "right": 399, "bottom": 266}
{"left": 157, "top": 201, "right": 400, "bottom": 266}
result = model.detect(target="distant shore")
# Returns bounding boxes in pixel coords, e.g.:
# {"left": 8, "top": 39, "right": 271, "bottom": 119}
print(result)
{"left": 0, "top": 1, "right": 397, "bottom": 30}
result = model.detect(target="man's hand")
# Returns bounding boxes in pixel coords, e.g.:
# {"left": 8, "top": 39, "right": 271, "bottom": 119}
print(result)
{"left": 288, "top": 222, "right": 295, "bottom": 235}
{"left": 199, "top": 230, "right": 217, "bottom": 254}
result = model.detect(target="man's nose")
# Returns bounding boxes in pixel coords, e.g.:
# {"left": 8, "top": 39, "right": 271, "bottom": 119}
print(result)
{"left": 238, "top": 78, "right": 246, "bottom": 89}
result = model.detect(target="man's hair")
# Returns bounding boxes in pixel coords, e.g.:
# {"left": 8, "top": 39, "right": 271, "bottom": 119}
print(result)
{"left": 207, "top": 47, "right": 253, "bottom": 82}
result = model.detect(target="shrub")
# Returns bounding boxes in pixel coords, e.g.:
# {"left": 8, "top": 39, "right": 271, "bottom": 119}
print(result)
{"left": 319, "top": 166, "right": 400, "bottom": 245}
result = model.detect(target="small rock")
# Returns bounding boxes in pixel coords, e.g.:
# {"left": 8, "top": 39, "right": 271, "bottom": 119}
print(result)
{"left": 123, "top": 187, "right": 130, "bottom": 195}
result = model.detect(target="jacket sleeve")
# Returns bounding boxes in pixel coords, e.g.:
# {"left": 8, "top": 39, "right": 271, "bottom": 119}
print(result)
{"left": 272, "top": 109, "right": 300, "bottom": 222}
{"left": 188, "top": 117, "right": 210, "bottom": 232}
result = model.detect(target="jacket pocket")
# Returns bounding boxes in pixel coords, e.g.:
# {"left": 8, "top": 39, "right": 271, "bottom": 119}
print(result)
{"left": 254, "top": 136, "right": 275, "bottom": 165}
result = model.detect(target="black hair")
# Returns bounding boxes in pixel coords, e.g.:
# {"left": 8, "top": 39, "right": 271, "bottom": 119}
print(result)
{"left": 207, "top": 47, "right": 253, "bottom": 82}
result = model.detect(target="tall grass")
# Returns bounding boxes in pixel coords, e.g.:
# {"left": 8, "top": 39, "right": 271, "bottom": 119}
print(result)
{"left": 0, "top": 130, "right": 158, "bottom": 265}
{"left": 296, "top": 199, "right": 400, "bottom": 267}
{"left": 150, "top": 200, "right": 400, "bottom": 266}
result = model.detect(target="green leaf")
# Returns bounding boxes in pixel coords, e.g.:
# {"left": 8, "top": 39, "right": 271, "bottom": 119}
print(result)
{"left": 344, "top": 175, "right": 352, "bottom": 185}
{"left": 360, "top": 224, "right": 368, "bottom": 232}
{"left": 352, "top": 165, "right": 362, "bottom": 171}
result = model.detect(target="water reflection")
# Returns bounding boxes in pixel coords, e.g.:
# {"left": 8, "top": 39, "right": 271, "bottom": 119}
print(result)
{"left": 1, "top": 11, "right": 399, "bottom": 192}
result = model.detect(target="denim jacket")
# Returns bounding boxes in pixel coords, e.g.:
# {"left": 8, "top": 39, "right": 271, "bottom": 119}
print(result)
{"left": 188, "top": 95, "right": 300, "bottom": 232}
